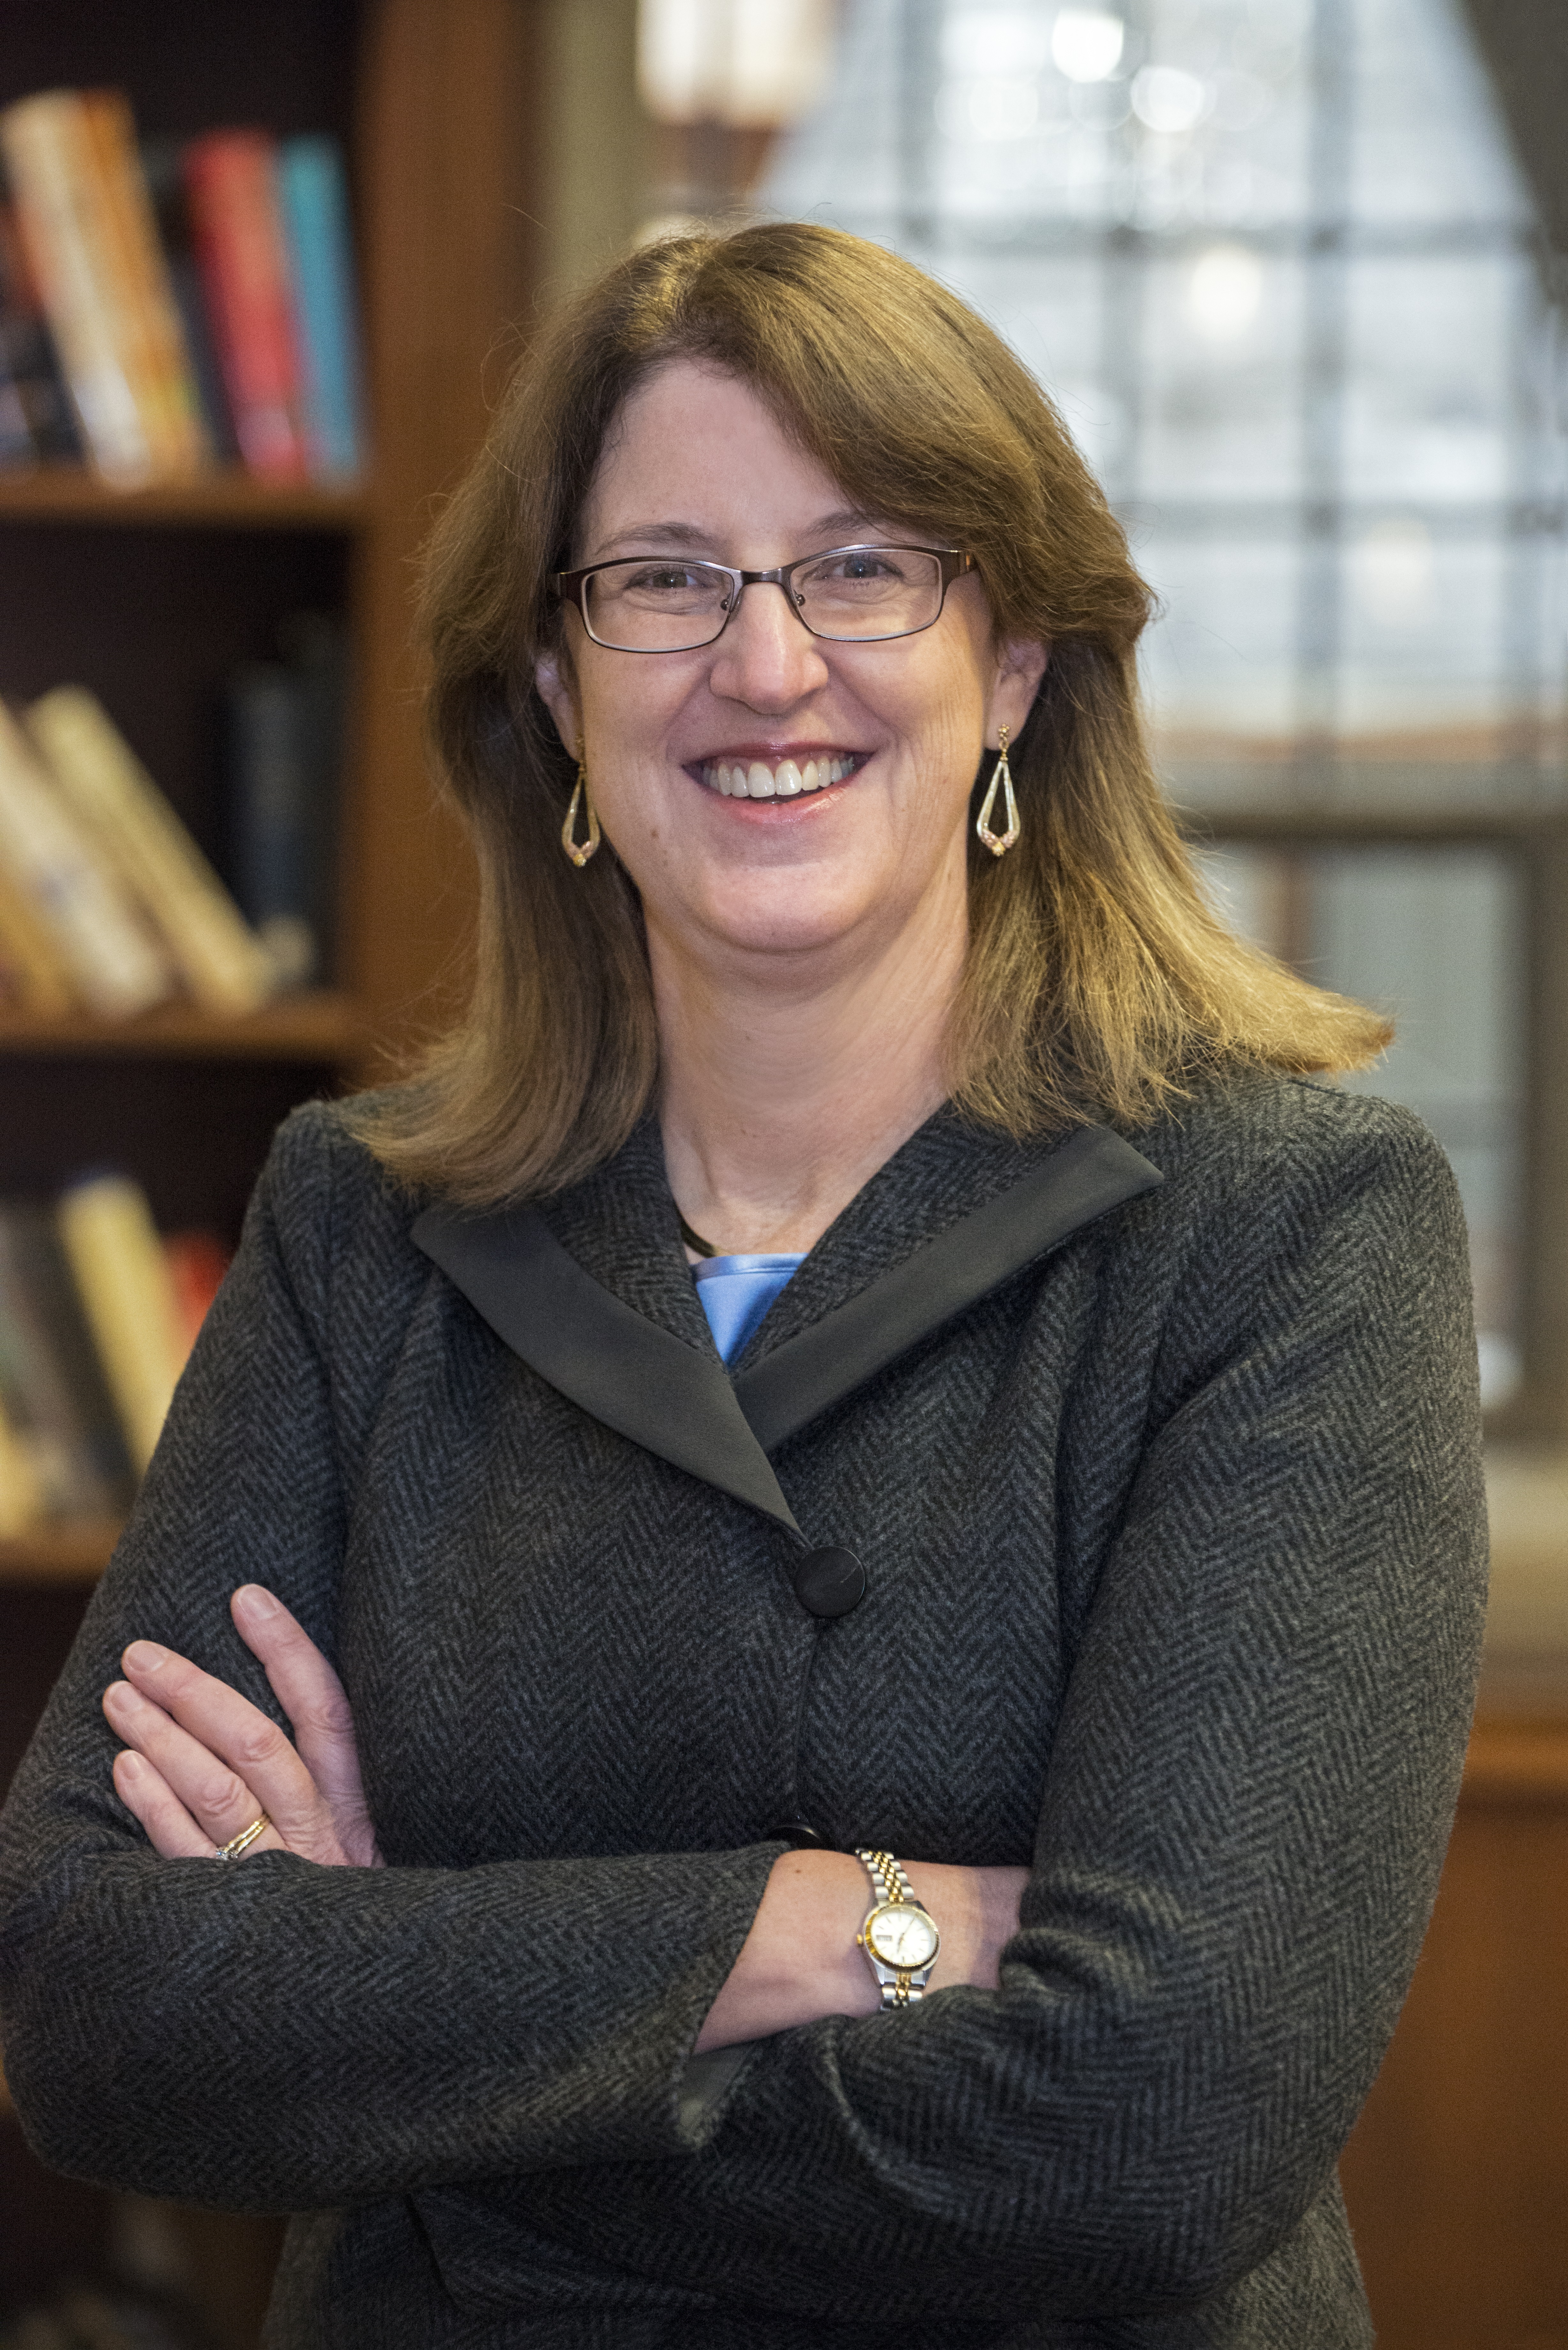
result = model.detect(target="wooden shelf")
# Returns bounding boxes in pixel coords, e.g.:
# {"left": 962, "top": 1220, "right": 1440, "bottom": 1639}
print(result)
{"left": 0, "top": 466, "right": 371, "bottom": 530}
{"left": 0, "top": 1518, "right": 120, "bottom": 1585}
{"left": 0, "top": 990, "right": 369, "bottom": 1061}
{"left": 1463, "top": 1715, "right": 1568, "bottom": 1804}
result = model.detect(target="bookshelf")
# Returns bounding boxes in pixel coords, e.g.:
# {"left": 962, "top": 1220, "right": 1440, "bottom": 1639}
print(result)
{"left": 0, "top": 989, "right": 367, "bottom": 1059}
{"left": 0, "top": 469, "right": 371, "bottom": 528}
{"left": 0, "top": 2, "right": 542, "bottom": 2339}
{"left": 0, "top": 1518, "right": 118, "bottom": 1586}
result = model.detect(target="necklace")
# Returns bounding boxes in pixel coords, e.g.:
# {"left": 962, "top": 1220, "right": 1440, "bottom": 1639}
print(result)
{"left": 677, "top": 1209, "right": 720, "bottom": 1259}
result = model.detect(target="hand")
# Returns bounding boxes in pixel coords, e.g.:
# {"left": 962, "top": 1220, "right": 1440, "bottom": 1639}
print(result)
{"left": 694, "top": 1850, "right": 1029, "bottom": 2051}
{"left": 102, "top": 1585, "right": 383, "bottom": 1868}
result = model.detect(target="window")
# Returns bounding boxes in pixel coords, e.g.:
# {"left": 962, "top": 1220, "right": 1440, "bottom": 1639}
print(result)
{"left": 762, "top": 0, "right": 1568, "bottom": 1409}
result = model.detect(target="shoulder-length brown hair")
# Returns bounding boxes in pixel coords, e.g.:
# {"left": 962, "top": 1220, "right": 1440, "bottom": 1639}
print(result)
{"left": 354, "top": 221, "right": 1388, "bottom": 1205}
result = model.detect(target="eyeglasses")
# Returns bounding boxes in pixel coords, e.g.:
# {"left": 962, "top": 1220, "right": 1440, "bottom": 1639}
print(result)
{"left": 551, "top": 543, "right": 976, "bottom": 654}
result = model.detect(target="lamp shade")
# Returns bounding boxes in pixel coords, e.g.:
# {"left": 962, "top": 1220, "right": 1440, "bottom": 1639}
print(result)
{"left": 638, "top": 0, "right": 836, "bottom": 128}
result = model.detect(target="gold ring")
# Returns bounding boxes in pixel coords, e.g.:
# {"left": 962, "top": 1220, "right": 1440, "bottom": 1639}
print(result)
{"left": 215, "top": 1811, "right": 271, "bottom": 1861}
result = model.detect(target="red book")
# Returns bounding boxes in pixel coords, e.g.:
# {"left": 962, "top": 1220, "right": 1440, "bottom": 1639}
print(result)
{"left": 163, "top": 1229, "right": 232, "bottom": 1362}
{"left": 182, "top": 131, "right": 306, "bottom": 479}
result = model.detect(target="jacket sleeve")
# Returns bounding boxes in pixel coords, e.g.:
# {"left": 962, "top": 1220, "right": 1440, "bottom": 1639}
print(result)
{"left": 456, "top": 1100, "right": 1488, "bottom": 2322}
{"left": 0, "top": 1113, "right": 779, "bottom": 2211}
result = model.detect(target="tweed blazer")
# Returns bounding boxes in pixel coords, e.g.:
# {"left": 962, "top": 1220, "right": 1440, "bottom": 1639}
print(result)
{"left": 0, "top": 1073, "right": 1486, "bottom": 2350}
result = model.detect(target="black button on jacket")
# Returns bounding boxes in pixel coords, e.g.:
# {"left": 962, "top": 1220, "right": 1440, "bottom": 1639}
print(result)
{"left": 0, "top": 1074, "right": 1487, "bottom": 2349}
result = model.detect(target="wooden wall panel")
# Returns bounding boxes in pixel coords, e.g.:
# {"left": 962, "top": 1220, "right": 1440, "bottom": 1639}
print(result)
{"left": 347, "top": 0, "right": 544, "bottom": 1067}
{"left": 1341, "top": 1720, "right": 1568, "bottom": 2350}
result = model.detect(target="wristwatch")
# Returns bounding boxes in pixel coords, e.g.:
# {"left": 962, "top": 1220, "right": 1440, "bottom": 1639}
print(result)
{"left": 855, "top": 1847, "right": 941, "bottom": 2007}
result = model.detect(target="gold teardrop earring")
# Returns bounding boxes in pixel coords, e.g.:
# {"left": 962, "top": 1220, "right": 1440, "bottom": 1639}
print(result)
{"left": 975, "top": 725, "right": 1020, "bottom": 857}
{"left": 561, "top": 742, "right": 600, "bottom": 868}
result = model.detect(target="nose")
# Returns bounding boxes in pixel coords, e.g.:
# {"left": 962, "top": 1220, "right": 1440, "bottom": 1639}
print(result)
{"left": 706, "top": 577, "right": 831, "bottom": 711}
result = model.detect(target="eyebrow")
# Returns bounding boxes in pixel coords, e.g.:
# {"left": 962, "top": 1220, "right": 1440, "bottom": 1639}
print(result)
{"left": 582, "top": 509, "right": 887, "bottom": 563}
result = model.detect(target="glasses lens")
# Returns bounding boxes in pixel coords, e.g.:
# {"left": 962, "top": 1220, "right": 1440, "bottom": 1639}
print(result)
{"left": 795, "top": 547, "right": 944, "bottom": 641}
{"left": 583, "top": 559, "right": 730, "bottom": 650}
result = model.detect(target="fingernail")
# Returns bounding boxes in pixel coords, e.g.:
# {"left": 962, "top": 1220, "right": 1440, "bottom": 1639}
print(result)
{"left": 115, "top": 1748, "right": 145, "bottom": 1779}
{"left": 124, "top": 1641, "right": 168, "bottom": 1672}
{"left": 103, "top": 1680, "right": 139, "bottom": 1714}
{"left": 234, "top": 1585, "right": 279, "bottom": 1618}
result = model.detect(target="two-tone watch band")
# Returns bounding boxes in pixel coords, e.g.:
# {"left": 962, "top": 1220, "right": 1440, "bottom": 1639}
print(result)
{"left": 857, "top": 1846, "right": 919, "bottom": 1912}
{"left": 855, "top": 1845, "right": 940, "bottom": 2008}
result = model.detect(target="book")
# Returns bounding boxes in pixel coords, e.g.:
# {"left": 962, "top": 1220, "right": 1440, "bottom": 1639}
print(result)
{"left": 28, "top": 686, "right": 276, "bottom": 1016}
{"left": 0, "top": 89, "right": 155, "bottom": 482}
{"left": 0, "top": 1392, "right": 45, "bottom": 1536}
{"left": 57, "top": 1173, "right": 185, "bottom": 1474}
{"left": 139, "top": 136, "right": 241, "bottom": 465}
{"left": 0, "top": 319, "right": 35, "bottom": 467}
{"left": 164, "top": 1229, "right": 231, "bottom": 1362}
{"left": 80, "top": 90, "right": 208, "bottom": 477}
{"left": 278, "top": 136, "right": 365, "bottom": 479}
{"left": 0, "top": 851, "right": 75, "bottom": 1012}
{"left": 225, "top": 614, "right": 346, "bottom": 986}
{"left": 184, "top": 131, "right": 307, "bottom": 480}
{"left": 0, "top": 1199, "right": 135, "bottom": 1518}
{"left": 0, "top": 699, "right": 171, "bottom": 1016}
{"left": 0, "top": 191, "right": 83, "bottom": 464}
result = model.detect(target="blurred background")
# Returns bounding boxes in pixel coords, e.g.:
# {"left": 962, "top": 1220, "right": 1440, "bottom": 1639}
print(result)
{"left": 0, "top": 4, "right": 1563, "bottom": 2345}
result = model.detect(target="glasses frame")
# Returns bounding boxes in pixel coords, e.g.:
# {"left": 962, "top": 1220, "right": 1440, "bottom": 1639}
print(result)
{"left": 551, "top": 543, "right": 977, "bottom": 652}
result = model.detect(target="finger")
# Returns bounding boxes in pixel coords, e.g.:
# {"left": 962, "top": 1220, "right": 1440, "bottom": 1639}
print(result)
{"left": 116, "top": 1642, "right": 323, "bottom": 1850}
{"left": 112, "top": 1746, "right": 221, "bottom": 1859}
{"left": 230, "top": 1588, "right": 380, "bottom": 1863}
{"left": 229, "top": 1588, "right": 362, "bottom": 1800}
{"left": 104, "top": 1678, "right": 288, "bottom": 1855}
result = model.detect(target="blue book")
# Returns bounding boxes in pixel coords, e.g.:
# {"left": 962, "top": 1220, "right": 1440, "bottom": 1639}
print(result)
{"left": 278, "top": 136, "right": 365, "bottom": 479}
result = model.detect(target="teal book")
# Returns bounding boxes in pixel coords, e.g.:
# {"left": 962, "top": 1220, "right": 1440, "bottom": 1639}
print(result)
{"left": 277, "top": 136, "right": 365, "bottom": 479}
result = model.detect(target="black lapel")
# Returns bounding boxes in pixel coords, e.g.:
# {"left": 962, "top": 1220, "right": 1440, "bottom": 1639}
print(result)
{"left": 411, "top": 1121, "right": 1161, "bottom": 1521}
{"left": 409, "top": 1203, "right": 804, "bottom": 1537}
{"left": 733, "top": 1123, "right": 1160, "bottom": 1449}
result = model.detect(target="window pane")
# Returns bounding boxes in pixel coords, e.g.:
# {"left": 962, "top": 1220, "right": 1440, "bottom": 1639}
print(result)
{"left": 1141, "top": 251, "right": 1305, "bottom": 500}
{"left": 1350, "top": 0, "right": 1532, "bottom": 226}
{"left": 1196, "top": 844, "right": 1524, "bottom": 1397}
{"left": 1342, "top": 255, "right": 1520, "bottom": 505}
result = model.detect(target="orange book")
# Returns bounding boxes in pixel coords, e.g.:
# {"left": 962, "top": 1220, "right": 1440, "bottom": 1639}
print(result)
{"left": 80, "top": 91, "right": 208, "bottom": 477}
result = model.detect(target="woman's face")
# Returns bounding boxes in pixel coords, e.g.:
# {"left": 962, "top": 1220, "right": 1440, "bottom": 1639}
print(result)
{"left": 535, "top": 358, "right": 1047, "bottom": 978}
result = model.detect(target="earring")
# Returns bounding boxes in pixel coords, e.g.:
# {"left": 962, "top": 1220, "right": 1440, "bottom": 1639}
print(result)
{"left": 561, "top": 747, "right": 600, "bottom": 868}
{"left": 975, "top": 725, "right": 1019, "bottom": 857}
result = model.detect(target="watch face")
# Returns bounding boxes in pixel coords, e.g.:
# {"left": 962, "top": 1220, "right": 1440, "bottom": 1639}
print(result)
{"left": 866, "top": 1902, "right": 939, "bottom": 1970}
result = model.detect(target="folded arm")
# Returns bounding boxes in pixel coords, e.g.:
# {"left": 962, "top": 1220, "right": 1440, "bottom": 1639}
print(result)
{"left": 445, "top": 1106, "right": 1489, "bottom": 2320}
{"left": 0, "top": 1129, "right": 783, "bottom": 2209}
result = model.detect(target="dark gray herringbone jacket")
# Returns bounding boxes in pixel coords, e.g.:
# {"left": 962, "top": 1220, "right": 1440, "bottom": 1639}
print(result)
{"left": 0, "top": 1074, "right": 1486, "bottom": 2349}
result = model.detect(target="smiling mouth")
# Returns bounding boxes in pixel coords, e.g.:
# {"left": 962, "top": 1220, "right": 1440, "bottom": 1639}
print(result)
{"left": 697, "top": 754, "right": 863, "bottom": 800}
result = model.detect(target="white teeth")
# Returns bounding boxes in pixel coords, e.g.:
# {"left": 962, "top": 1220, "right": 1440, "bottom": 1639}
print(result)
{"left": 701, "top": 754, "right": 857, "bottom": 796}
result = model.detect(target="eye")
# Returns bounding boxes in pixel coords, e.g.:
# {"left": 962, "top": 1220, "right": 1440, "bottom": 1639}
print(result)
{"left": 818, "top": 551, "right": 902, "bottom": 583}
{"left": 798, "top": 548, "right": 911, "bottom": 602}
{"left": 623, "top": 564, "right": 709, "bottom": 593}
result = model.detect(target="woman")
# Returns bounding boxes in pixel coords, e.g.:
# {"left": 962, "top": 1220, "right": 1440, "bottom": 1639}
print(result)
{"left": 0, "top": 225, "right": 1485, "bottom": 2349}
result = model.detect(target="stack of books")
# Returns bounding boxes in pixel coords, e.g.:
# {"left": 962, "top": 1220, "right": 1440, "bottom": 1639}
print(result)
{"left": 0, "top": 688, "right": 282, "bottom": 1020}
{"left": 0, "top": 89, "right": 363, "bottom": 486}
{"left": 0, "top": 1170, "right": 229, "bottom": 1537}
